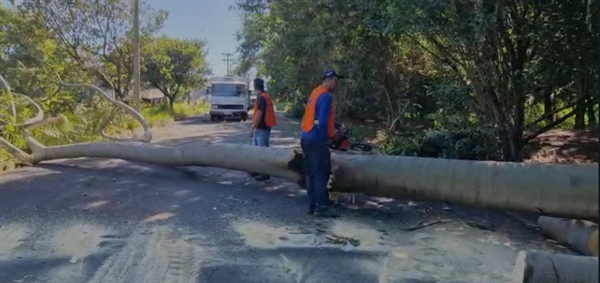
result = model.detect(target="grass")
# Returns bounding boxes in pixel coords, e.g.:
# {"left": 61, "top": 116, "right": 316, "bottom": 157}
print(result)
{"left": 142, "top": 101, "right": 209, "bottom": 127}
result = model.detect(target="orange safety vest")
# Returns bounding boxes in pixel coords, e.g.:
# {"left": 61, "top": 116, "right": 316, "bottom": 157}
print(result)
{"left": 301, "top": 85, "right": 335, "bottom": 138}
{"left": 253, "top": 92, "right": 277, "bottom": 127}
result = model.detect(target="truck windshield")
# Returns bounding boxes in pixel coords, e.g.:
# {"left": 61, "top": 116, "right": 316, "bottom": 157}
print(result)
{"left": 211, "top": 84, "right": 246, "bottom": 97}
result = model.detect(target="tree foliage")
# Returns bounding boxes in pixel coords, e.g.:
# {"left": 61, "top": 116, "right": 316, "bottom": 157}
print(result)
{"left": 17, "top": 0, "right": 168, "bottom": 99}
{"left": 235, "top": 0, "right": 599, "bottom": 161}
{"left": 0, "top": 1, "right": 211, "bottom": 165}
{"left": 143, "top": 36, "right": 210, "bottom": 106}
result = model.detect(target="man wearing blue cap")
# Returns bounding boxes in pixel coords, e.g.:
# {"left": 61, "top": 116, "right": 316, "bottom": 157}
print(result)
{"left": 300, "top": 70, "right": 344, "bottom": 218}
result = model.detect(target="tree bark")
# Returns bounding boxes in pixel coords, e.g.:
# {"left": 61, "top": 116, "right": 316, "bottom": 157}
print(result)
{"left": 543, "top": 91, "right": 554, "bottom": 125}
{"left": 574, "top": 100, "right": 586, "bottom": 130}
{"left": 499, "top": 128, "right": 522, "bottom": 161}
{"left": 586, "top": 97, "right": 597, "bottom": 127}
{"left": 537, "top": 216, "right": 598, "bottom": 256}
{"left": 574, "top": 60, "right": 588, "bottom": 130}
{"left": 511, "top": 250, "right": 598, "bottom": 283}
{"left": 168, "top": 94, "right": 176, "bottom": 111}
{"left": 20, "top": 139, "right": 599, "bottom": 221}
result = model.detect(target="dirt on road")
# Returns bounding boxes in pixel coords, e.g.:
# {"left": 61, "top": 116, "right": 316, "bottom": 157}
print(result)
{"left": 0, "top": 114, "right": 568, "bottom": 283}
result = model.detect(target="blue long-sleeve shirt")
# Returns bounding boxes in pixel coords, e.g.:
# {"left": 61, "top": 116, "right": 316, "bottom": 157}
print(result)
{"left": 301, "top": 92, "right": 332, "bottom": 142}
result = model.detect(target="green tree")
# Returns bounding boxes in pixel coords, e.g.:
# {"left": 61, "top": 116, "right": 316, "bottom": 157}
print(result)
{"left": 0, "top": 2, "right": 93, "bottom": 114}
{"left": 143, "top": 36, "right": 210, "bottom": 107}
{"left": 16, "top": 0, "right": 168, "bottom": 99}
{"left": 235, "top": 0, "right": 599, "bottom": 161}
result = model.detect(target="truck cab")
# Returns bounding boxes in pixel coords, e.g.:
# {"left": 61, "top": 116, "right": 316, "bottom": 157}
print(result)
{"left": 208, "top": 76, "right": 250, "bottom": 122}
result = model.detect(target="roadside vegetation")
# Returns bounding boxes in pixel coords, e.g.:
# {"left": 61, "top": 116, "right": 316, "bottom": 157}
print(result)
{"left": 2, "top": 0, "right": 598, "bottom": 171}
{"left": 0, "top": 1, "right": 210, "bottom": 171}
{"left": 235, "top": 0, "right": 598, "bottom": 163}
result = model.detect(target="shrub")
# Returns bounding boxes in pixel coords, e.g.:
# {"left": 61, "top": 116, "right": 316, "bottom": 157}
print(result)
{"left": 419, "top": 128, "right": 499, "bottom": 160}
{"left": 376, "top": 130, "right": 422, "bottom": 156}
{"left": 377, "top": 127, "right": 499, "bottom": 160}
{"left": 142, "top": 101, "right": 209, "bottom": 126}
{"left": 284, "top": 102, "right": 305, "bottom": 120}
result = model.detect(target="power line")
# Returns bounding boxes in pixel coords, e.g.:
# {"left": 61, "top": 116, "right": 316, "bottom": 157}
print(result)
{"left": 222, "top": 53, "right": 234, "bottom": 76}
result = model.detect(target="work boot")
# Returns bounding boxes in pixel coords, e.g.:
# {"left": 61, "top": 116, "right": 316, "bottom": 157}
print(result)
{"left": 255, "top": 174, "right": 270, "bottom": 181}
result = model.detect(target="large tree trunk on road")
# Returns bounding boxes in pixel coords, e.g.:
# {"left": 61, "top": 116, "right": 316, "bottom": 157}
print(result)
{"left": 329, "top": 153, "right": 598, "bottom": 220}
{"left": 511, "top": 250, "right": 598, "bottom": 283}
{"left": 20, "top": 139, "right": 598, "bottom": 221}
{"left": 537, "top": 216, "right": 598, "bottom": 256}
{"left": 24, "top": 140, "right": 303, "bottom": 182}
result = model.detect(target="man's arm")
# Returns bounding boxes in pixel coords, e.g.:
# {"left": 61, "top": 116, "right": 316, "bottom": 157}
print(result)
{"left": 252, "top": 96, "right": 266, "bottom": 129}
{"left": 316, "top": 93, "right": 333, "bottom": 141}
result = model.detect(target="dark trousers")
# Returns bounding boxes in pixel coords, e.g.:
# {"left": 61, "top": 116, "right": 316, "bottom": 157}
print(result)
{"left": 300, "top": 138, "right": 331, "bottom": 211}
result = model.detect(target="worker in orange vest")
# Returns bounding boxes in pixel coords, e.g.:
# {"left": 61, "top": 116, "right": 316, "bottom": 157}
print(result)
{"left": 249, "top": 78, "right": 277, "bottom": 181}
{"left": 300, "top": 70, "right": 343, "bottom": 217}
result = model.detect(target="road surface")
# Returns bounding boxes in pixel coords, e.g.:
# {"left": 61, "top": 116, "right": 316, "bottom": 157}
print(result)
{"left": 0, "top": 113, "right": 565, "bottom": 283}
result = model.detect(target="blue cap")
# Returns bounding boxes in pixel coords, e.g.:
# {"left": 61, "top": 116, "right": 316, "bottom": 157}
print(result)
{"left": 322, "top": 70, "right": 345, "bottom": 80}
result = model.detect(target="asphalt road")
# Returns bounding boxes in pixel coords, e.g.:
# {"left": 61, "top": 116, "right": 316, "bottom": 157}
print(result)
{"left": 0, "top": 113, "right": 566, "bottom": 283}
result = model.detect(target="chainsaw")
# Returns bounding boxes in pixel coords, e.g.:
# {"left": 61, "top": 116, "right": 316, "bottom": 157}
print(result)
{"left": 327, "top": 122, "right": 376, "bottom": 205}
{"left": 297, "top": 122, "right": 374, "bottom": 204}
{"left": 329, "top": 122, "right": 374, "bottom": 153}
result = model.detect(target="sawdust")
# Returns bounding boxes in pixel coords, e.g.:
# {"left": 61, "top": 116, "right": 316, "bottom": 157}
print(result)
{"left": 232, "top": 218, "right": 516, "bottom": 282}
{"left": 358, "top": 231, "right": 515, "bottom": 283}
{"left": 232, "top": 220, "right": 322, "bottom": 249}
{"left": 34, "top": 221, "right": 121, "bottom": 283}
{"left": 141, "top": 212, "right": 176, "bottom": 223}
{"left": 82, "top": 200, "right": 111, "bottom": 210}
{"left": 231, "top": 219, "right": 341, "bottom": 283}
{"left": 329, "top": 220, "right": 387, "bottom": 251}
{"left": 49, "top": 222, "right": 112, "bottom": 260}
{"left": 88, "top": 225, "right": 209, "bottom": 283}
{"left": 0, "top": 223, "right": 31, "bottom": 260}
{"left": 232, "top": 218, "right": 388, "bottom": 252}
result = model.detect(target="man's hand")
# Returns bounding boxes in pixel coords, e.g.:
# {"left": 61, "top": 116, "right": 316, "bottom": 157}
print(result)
{"left": 249, "top": 128, "right": 255, "bottom": 137}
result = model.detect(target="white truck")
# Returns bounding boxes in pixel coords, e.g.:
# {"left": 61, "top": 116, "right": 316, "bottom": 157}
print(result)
{"left": 208, "top": 76, "right": 251, "bottom": 122}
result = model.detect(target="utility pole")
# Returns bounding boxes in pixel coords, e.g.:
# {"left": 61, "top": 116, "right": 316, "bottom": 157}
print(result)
{"left": 222, "top": 53, "right": 234, "bottom": 76}
{"left": 132, "top": 0, "right": 141, "bottom": 111}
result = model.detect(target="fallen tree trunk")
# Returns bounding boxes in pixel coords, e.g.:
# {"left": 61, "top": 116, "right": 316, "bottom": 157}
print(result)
{"left": 511, "top": 250, "right": 598, "bottom": 283}
{"left": 4, "top": 64, "right": 596, "bottom": 221}
{"left": 24, "top": 140, "right": 304, "bottom": 182}
{"left": 21, "top": 139, "right": 598, "bottom": 221}
{"left": 329, "top": 153, "right": 598, "bottom": 221}
{"left": 538, "top": 216, "right": 598, "bottom": 256}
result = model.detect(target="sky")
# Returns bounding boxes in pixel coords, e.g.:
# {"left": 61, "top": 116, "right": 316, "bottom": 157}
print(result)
{"left": 148, "top": 0, "right": 242, "bottom": 77}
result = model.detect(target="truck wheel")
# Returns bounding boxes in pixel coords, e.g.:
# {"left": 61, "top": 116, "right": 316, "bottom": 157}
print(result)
{"left": 241, "top": 113, "right": 248, "bottom": 121}
{"left": 210, "top": 115, "right": 216, "bottom": 122}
